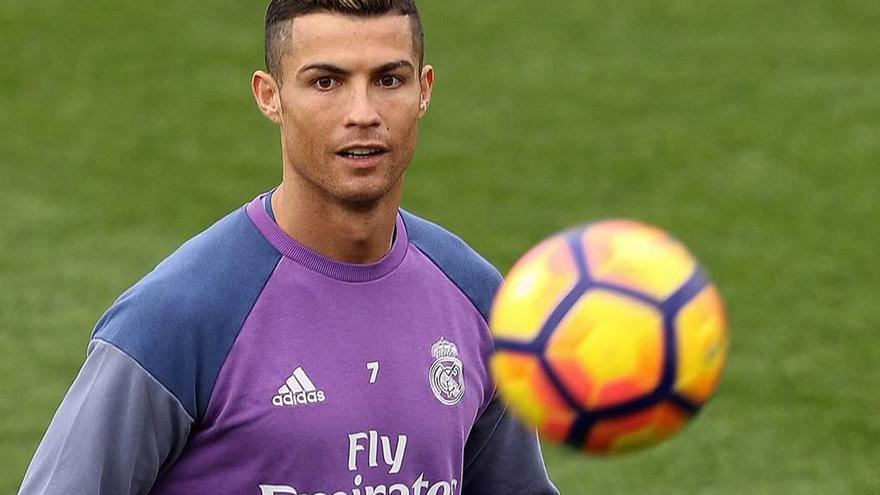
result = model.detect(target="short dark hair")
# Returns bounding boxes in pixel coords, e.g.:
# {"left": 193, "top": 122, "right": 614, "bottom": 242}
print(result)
{"left": 264, "top": 0, "right": 424, "bottom": 82}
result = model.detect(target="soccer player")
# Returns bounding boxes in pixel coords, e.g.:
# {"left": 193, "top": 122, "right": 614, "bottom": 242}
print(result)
{"left": 19, "top": 1, "right": 558, "bottom": 494}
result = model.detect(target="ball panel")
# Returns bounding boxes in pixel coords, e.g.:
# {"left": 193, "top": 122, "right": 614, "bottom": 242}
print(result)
{"left": 585, "top": 407, "right": 654, "bottom": 453}
{"left": 652, "top": 401, "right": 691, "bottom": 432}
{"left": 594, "top": 379, "right": 651, "bottom": 410}
{"left": 541, "top": 416, "right": 577, "bottom": 444}
{"left": 674, "top": 284, "right": 728, "bottom": 404}
{"left": 490, "top": 236, "right": 580, "bottom": 343}
{"left": 544, "top": 354, "right": 594, "bottom": 409}
{"left": 585, "top": 402, "right": 690, "bottom": 454}
{"left": 582, "top": 220, "right": 697, "bottom": 301}
{"left": 491, "top": 351, "right": 575, "bottom": 438}
{"left": 546, "top": 289, "right": 663, "bottom": 408}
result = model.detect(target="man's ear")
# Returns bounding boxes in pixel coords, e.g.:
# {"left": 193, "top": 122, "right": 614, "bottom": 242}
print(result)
{"left": 252, "top": 70, "right": 283, "bottom": 124}
{"left": 418, "top": 64, "right": 434, "bottom": 118}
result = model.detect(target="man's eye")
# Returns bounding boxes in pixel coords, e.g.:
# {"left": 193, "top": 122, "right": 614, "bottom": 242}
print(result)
{"left": 314, "top": 77, "right": 337, "bottom": 90}
{"left": 377, "top": 75, "right": 403, "bottom": 89}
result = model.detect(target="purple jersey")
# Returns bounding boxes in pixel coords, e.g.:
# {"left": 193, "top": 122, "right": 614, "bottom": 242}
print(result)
{"left": 20, "top": 193, "right": 557, "bottom": 495}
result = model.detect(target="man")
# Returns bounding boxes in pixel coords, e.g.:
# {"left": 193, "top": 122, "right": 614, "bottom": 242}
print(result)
{"left": 20, "top": 1, "right": 558, "bottom": 493}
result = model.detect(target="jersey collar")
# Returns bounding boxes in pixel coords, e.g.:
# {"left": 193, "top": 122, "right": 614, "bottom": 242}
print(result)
{"left": 245, "top": 193, "right": 409, "bottom": 282}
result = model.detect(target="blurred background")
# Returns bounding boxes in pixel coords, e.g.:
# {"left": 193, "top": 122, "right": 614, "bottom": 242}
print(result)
{"left": 1, "top": 0, "right": 878, "bottom": 493}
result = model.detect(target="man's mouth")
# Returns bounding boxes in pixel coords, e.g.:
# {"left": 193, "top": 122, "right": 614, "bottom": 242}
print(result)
{"left": 336, "top": 146, "right": 388, "bottom": 159}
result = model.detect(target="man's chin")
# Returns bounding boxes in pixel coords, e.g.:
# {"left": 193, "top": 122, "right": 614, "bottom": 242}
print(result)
{"left": 330, "top": 185, "right": 394, "bottom": 210}
{"left": 330, "top": 173, "right": 404, "bottom": 208}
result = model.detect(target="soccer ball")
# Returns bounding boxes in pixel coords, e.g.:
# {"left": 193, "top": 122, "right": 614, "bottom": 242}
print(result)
{"left": 489, "top": 220, "right": 727, "bottom": 454}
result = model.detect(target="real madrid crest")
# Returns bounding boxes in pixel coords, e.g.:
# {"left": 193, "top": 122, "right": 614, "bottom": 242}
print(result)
{"left": 429, "top": 338, "right": 465, "bottom": 406}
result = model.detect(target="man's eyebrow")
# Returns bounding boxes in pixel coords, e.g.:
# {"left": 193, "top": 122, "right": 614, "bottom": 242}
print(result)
{"left": 297, "top": 63, "right": 351, "bottom": 77}
{"left": 297, "top": 60, "right": 416, "bottom": 77}
{"left": 375, "top": 60, "right": 416, "bottom": 74}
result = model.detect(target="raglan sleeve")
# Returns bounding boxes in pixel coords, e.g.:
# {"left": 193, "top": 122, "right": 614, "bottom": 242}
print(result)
{"left": 462, "top": 263, "right": 559, "bottom": 495}
{"left": 17, "top": 338, "right": 192, "bottom": 495}
{"left": 461, "top": 395, "right": 560, "bottom": 495}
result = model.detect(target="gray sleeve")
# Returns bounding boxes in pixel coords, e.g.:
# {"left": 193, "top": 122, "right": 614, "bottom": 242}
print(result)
{"left": 462, "top": 396, "right": 559, "bottom": 495}
{"left": 18, "top": 339, "right": 193, "bottom": 495}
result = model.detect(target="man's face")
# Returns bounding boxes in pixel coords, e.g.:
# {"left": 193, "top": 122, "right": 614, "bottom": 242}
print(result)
{"left": 274, "top": 12, "right": 432, "bottom": 206}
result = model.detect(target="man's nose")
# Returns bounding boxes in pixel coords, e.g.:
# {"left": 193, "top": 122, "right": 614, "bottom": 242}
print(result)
{"left": 345, "top": 86, "right": 382, "bottom": 128}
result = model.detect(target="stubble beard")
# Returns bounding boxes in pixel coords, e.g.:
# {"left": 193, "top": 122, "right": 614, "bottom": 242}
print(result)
{"left": 282, "top": 147, "right": 412, "bottom": 213}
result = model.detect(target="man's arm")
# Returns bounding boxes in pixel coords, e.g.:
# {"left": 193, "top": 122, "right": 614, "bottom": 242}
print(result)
{"left": 18, "top": 339, "right": 192, "bottom": 495}
{"left": 462, "top": 396, "right": 559, "bottom": 495}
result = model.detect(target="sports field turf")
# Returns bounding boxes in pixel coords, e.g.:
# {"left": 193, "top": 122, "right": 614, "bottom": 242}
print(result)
{"left": 1, "top": 1, "right": 877, "bottom": 493}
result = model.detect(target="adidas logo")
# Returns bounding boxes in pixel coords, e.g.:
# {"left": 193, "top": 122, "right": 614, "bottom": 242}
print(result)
{"left": 272, "top": 367, "right": 326, "bottom": 407}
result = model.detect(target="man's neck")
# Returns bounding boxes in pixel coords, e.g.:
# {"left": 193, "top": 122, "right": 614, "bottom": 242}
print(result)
{"left": 270, "top": 181, "right": 400, "bottom": 264}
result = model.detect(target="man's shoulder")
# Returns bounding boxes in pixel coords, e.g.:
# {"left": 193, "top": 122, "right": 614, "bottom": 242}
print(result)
{"left": 401, "top": 209, "right": 501, "bottom": 321}
{"left": 94, "top": 205, "right": 280, "bottom": 333}
{"left": 92, "top": 204, "right": 281, "bottom": 419}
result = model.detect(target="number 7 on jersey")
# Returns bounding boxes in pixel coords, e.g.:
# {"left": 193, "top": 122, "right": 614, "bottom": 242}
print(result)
{"left": 366, "top": 361, "right": 379, "bottom": 384}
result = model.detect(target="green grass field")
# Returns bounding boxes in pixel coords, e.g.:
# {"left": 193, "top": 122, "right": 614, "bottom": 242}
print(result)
{"left": 2, "top": 0, "right": 878, "bottom": 493}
